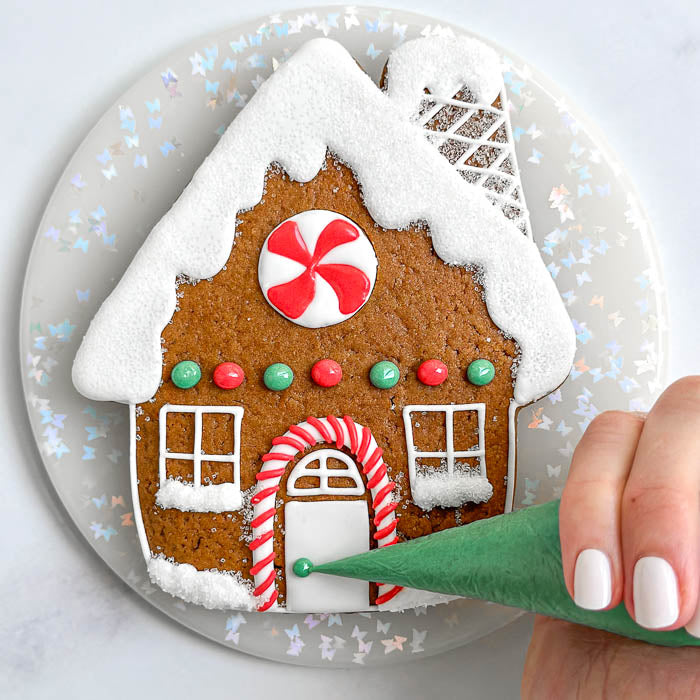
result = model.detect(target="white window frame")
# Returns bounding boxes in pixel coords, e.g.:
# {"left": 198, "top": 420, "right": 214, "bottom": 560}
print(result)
{"left": 287, "top": 448, "right": 365, "bottom": 497}
{"left": 159, "top": 404, "right": 243, "bottom": 498}
{"left": 402, "top": 404, "right": 486, "bottom": 482}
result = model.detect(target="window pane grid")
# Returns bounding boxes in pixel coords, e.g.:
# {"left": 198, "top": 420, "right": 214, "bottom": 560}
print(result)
{"left": 159, "top": 404, "right": 243, "bottom": 489}
{"left": 403, "top": 403, "right": 487, "bottom": 481}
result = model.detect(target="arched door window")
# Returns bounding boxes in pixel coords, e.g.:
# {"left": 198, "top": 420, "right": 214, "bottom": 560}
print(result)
{"left": 286, "top": 448, "right": 364, "bottom": 496}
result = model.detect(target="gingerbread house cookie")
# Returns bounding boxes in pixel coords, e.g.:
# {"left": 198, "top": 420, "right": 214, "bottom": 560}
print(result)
{"left": 72, "top": 37, "right": 575, "bottom": 613}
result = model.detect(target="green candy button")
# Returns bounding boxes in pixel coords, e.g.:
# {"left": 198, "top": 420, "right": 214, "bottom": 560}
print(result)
{"left": 369, "top": 360, "right": 400, "bottom": 389}
{"left": 264, "top": 363, "right": 294, "bottom": 391}
{"left": 467, "top": 359, "right": 495, "bottom": 386}
{"left": 171, "top": 360, "right": 201, "bottom": 389}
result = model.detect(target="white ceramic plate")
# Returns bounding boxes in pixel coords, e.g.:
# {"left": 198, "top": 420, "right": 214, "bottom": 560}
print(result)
{"left": 19, "top": 6, "right": 668, "bottom": 667}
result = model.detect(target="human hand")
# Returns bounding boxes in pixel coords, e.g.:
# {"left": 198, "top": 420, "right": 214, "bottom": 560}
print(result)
{"left": 522, "top": 377, "right": 700, "bottom": 699}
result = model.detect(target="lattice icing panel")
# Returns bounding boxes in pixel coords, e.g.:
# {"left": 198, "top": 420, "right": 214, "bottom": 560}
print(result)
{"left": 417, "top": 86, "right": 532, "bottom": 239}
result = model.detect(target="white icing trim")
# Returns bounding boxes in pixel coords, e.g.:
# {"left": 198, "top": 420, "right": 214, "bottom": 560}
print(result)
{"left": 504, "top": 400, "right": 519, "bottom": 514}
{"left": 147, "top": 556, "right": 255, "bottom": 611}
{"left": 72, "top": 37, "right": 575, "bottom": 407}
{"left": 385, "top": 36, "right": 502, "bottom": 118}
{"left": 284, "top": 500, "right": 370, "bottom": 613}
{"left": 377, "top": 586, "right": 460, "bottom": 612}
{"left": 156, "top": 479, "right": 242, "bottom": 512}
{"left": 158, "top": 404, "right": 243, "bottom": 512}
{"left": 287, "top": 448, "right": 364, "bottom": 496}
{"left": 387, "top": 39, "right": 532, "bottom": 236}
{"left": 416, "top": 87, "right": 532, "bottom": 240}
{"left": 420, "top": 94, "right": 503, "bottom": 114}
{"left": 402, "top": 404, "right": 491, "bottom": 510}
{"left": 130, "top": 403, "right": 151, "bottom": 562}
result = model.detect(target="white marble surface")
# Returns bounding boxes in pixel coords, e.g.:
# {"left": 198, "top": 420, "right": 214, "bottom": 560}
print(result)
{"left": 2, "top": 1, "right": 699, "bottom": 697}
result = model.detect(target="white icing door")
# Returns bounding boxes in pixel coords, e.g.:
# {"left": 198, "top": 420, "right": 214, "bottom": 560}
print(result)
{"left": 284, "top": 500, "right": 369, "bottom": 613}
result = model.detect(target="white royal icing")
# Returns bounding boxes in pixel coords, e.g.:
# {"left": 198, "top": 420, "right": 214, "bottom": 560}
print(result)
{"left": 72, "top": 37, "right": 575, "bottom": 407}
{"left": 385, "top": 35, "right": 503, "bottom": 120}
{"left": 284, "top": 500, "right": 370, "bottom": 613}
{"left": 389, "top": 37, "right": 533, "bottom": 239}
{"left": 286, "top": 448, "right": 365, "bottom": 496}
{"left": 158, "top": 404, "right": 244, "bottom": 512}
{"left": 147, "top": 555, "right": 255, "bottom": 611}
{"left": 403, "top": 404, "right": 493, "bottom": 510}
{"left": 258, "top": 210, "right": 377, "bottom": 328}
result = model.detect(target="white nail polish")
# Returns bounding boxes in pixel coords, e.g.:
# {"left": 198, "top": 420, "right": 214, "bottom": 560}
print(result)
{"left": 633, "top": 557, "right": 679, "bottom": 629}
{"left": 574, "top": 549, "right": 612, "bottom": 610}
{"left": 685, "top": 605, "right": 700, "bottom": 638}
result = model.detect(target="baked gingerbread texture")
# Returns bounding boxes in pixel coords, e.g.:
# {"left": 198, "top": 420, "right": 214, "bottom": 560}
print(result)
{"left": 72, "top": 36, "right": 575, "bottom": 613}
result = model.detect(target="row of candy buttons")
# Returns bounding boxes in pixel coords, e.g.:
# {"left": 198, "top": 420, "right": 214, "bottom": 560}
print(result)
{"left": 171, "top": 358, "right": 495, "bottom": 391}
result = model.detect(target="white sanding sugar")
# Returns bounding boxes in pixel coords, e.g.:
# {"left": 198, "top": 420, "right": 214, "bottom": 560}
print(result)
{"left": 155, "top": 478, "right": 242, "bottom": 513}
{"left": 147, "top": 555, "right": 255, "bottom": 611}
{"left": 385, "top": 35, "right": 502, "bottom": 119}
{"left": 411, "top": 471, "right": 494, "bottom": 511}
{"left": 72, "top": 37, "right": 575, "bottom": 407}
{"left": 377, "top": 586, "right": 460, "bottom": 612}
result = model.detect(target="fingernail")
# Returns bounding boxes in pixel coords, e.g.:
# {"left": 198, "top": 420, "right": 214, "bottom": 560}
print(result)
{"left": 685, "top": 605, "right": 700, "bottom": 638}
{"left": 574, "top": 549, "right": 612, "bottom": 610}
{"left": 633, "top": 557, "right": 679, "bottom": 629}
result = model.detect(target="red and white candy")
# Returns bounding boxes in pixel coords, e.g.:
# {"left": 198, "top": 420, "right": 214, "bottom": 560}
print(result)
{"left": 258, "top": 210, "right": 377, "bottom": 328}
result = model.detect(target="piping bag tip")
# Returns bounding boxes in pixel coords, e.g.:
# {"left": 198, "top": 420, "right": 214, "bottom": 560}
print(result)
{"left": 300, "top": 500, "right": 697, "bottom": 647}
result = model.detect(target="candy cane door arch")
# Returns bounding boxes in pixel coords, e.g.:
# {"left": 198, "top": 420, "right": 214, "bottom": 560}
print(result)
{"left": 285, "top": 449, "right": 369, "bottom": 613}
{"left": 249, "top": 417, "right": 402, "bottom": 612}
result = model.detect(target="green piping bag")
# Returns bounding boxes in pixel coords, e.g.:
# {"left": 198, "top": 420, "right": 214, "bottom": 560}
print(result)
{"left": 299, "top": 500, "right": 698, "bottom": 647}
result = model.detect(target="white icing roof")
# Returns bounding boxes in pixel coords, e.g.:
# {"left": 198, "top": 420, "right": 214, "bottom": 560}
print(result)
{"left": 73, "top": 37, "right": 575, "bottom": 406}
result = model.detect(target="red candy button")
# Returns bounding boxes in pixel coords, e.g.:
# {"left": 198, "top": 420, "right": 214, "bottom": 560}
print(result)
{"left": 417, "top": 359, "right": 448, "bottom": 386}
{"left": 213, "top": 362, "right": 245, "bottom": 389}
{"left": 311, "top": 359, "right": 343, "bottom": 387}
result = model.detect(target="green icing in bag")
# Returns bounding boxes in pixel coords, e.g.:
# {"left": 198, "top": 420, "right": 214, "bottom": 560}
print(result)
{"left": 309, "top": 500, "right": 699, "bottom": 647}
